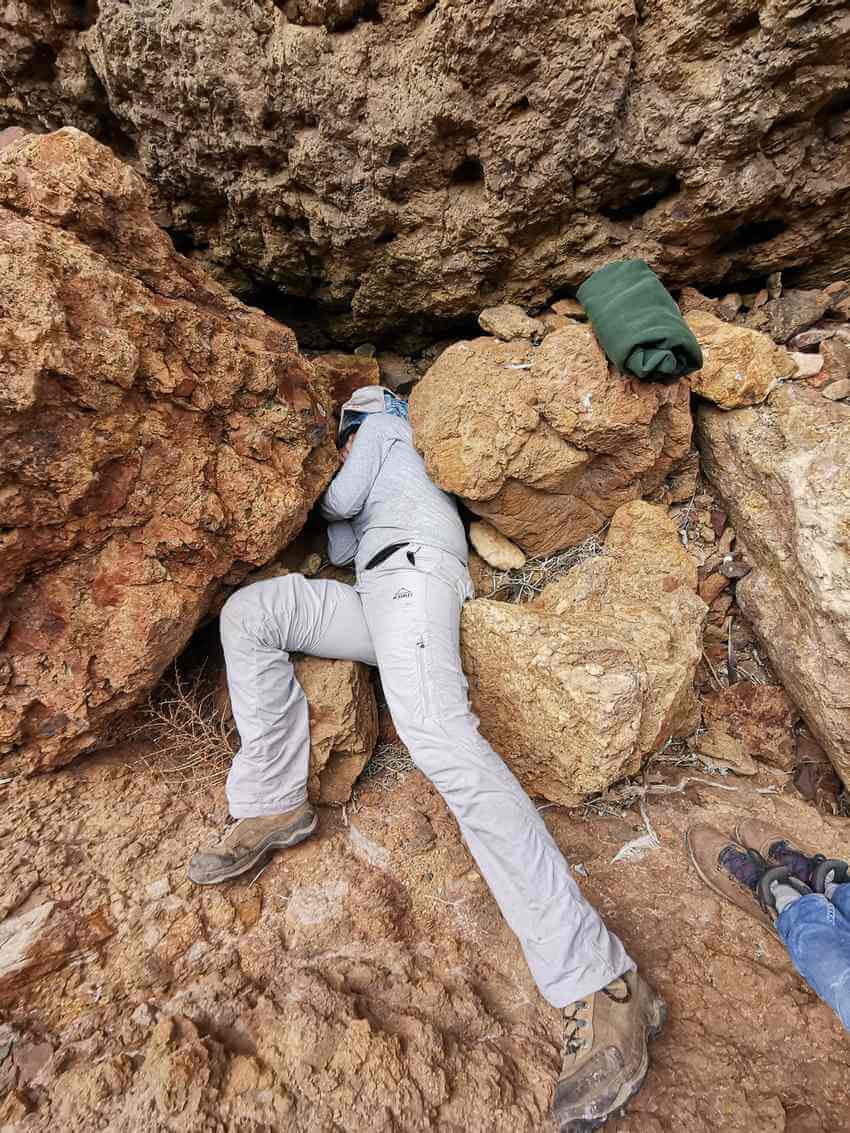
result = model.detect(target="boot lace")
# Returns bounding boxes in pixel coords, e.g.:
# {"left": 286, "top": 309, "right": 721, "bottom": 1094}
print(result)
{"left": 562, "top": 999, "right": 590, "bottom": 1058}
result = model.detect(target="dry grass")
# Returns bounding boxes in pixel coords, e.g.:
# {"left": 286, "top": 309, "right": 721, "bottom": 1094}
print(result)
{"left": 135, "top": 666, "right": 236, "bottom": 787}
{"left": 489, "top": 528, "right": 608, "bottom": 603}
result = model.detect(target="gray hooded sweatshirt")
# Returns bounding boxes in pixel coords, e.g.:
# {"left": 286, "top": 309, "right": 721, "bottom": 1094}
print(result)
{"left": 319, "top": 387, "right": 468, "bottom": 575}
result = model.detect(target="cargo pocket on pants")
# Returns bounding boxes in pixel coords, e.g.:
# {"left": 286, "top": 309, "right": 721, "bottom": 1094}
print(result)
{"left": 414, "top": 634, "right": 433, "bottom": 720}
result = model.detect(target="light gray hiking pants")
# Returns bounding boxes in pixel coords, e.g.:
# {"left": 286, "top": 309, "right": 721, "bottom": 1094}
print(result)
{"left": 221, "top": 544, "right": 633, "bottom": 1006}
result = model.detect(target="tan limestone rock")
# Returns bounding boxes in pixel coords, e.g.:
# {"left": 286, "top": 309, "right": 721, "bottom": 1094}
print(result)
{"left": 685, "top": 311, "right": 797, "bottom": 409}
{"left": 468, "top": 521, "right": 526, "bottom": 571}
{"left": 295, "top": 658, "right": 378, "bottom": 804}
{"left": 0, "top": 129, "right": 336, "bottom": 773}
{"left": 460, "top": 502, "right": 706, "bottom": 804}
{"left": 698, "top": 384, "right": 850, "bottom": 787}
{"left": 410, "top": 326, "right": 692, "bottom": 554}
{"left": 477, "top": 304, "right": 543, "bottom": 342}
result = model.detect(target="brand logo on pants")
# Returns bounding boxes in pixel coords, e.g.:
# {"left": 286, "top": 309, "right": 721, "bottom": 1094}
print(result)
{"left": 393, "top": 587, "right": 413, "bottom": 600}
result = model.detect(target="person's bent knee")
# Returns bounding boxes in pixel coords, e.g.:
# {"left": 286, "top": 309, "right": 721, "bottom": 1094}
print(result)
{"left": 220, "top": 575, "right": 303, "bottom": 646}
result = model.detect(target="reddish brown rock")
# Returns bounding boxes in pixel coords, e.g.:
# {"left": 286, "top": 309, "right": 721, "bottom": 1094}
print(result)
{"left": 411, "top": 326, "right": 692, "bottom": 554}
{"left": 310, "top": 353, "right": 380, "bottom": 412}
{"left": 0, "top": 129, "right": 336, "bottom": 773}
{"left": 0, "top": 902, "right": 113, "bottom": 1006}
{"left": 702, "top": 684, "right": 800, "bottom": 772}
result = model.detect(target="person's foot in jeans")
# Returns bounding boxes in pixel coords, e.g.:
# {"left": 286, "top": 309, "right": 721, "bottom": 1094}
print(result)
{"left": 734, "top": 818, "right": 849, "bottom": 894}
{"left": 188, "top": 802, "right": 318, "bottom": 885}
{"left": 686, "top": 824, "right": 812, "bottom": 933}
{"left": 551, "top": 970, "right": 667, "bottom": 1131}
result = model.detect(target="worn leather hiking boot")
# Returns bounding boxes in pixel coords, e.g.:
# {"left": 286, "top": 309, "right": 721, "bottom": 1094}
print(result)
{"left": 188, "top": 802, "right": 317, "bottom": 885}
{"left": 735, "top": 818, "right": 849, "bottom": 894}
{"left": 551, "top": 970, "right": 666, "bottom": 1132}
{"left": 686, "top": 823, "right": 811, "bottom": 933}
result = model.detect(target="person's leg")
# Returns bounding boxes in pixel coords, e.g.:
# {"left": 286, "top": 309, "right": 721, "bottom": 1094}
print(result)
{"left": 222, "top": 574, "right": 377, "bottom": 818}
{"left": 188, "top": 574, "right": 377, "bottom": 885}
{"left": 776, "top": 892, "right": 850, "bottom": 1032}
{"left": 357, "top": 548, "right": 634, "bottom": 1008}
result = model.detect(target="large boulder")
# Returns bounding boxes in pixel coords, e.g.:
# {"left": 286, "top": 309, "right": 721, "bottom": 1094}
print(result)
{"left": 410, "top": 325, "right": 692, "bottom": 553}
{"left": 0, "top": 129, "right": 336, "bottom": 773}
{"left": 4, "top": 3, "right": 850, "bottom": 343}
{"left": 698, "top": 384, "right": 850, "bottom": 787}
{"left": 460, "top": 501, "right": 706, "bottom": 805}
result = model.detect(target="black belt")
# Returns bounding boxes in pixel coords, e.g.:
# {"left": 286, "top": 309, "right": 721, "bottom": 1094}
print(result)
{"left": 365, "top": 542, "right": 410, "bottom": 570}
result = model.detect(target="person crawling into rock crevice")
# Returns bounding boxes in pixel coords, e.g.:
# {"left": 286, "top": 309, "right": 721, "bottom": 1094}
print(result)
{"left": 188, "top": 385, "right": 667, "bottom": 1130}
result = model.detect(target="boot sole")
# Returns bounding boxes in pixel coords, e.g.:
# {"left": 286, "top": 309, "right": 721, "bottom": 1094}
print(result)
{"left": 188, "top": 812, "right": 319, "bottom": 886}
{"left": 684, "top": 828, "right": 777, "bottom": 937}
{"left": 556, "top": 993, "right": 668, "bottom": 1133}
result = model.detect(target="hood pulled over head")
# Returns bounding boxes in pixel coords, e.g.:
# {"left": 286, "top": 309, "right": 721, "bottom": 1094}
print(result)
{"left": 337, "top": 386, "right": 409, "bottom": 446}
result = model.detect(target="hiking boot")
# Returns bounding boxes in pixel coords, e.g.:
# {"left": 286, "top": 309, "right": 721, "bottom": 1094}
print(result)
{"left": 188, "top": 802, "right": 317, "bottom": 885}
{"left": 735, "top": 818, "right": 849, "bottom": 894}
{"left": 685, "top": 823, "right": 811, "bottom": 933}
{"left": 551, "top": 970, "right": 667, "bottom": 1132}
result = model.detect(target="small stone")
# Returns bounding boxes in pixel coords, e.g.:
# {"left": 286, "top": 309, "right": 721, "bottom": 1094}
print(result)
{"left": 551, "top": 298, "right": 586, "bottom": 319}
{"left": 478, "top": 303, "right": 544, "bottom": 342}
{"left": 716, "top": 292, "right": 742, "bottom": 322}
{"left": 719, "top": 559, "right": 752, "bottom": 579}
{"left": 678, "top": 287, "right": 718, "bottom": 317}
{"left": 822, "top": 378, "right": 850, "bottom": 401}
{"left": 751, "top": 289, "right": 769, "bottom": 309}
{"left": 711, "top": 508, "right": 727, "bottom": 538}
{"left": 787, "top": 327, "right": 835, "bottom": 350}
{"left": 145, "top": 877, "right": 171, "bottom": 901}
{"left": 469, "top": 520, "right": 526, "bottom": 571}
{"left": 354, "top": 342, "right": 377, "bottom": 358}
{"left": 825, "top": 280, "right": 850, "bottom": 296}
{"left": 789, "top": 351, "right": 824, "bottom": 378}
{"left": 539, "top": 312, "right": 575, "bottom": 336}
{"left": 820, "top": 338, "right": 850, "bottom": 384}
{"left": 766, "top": 271, "right": 782, "bottom": 299}
{"left": 698, "top": 572, "right": 729, "bottom": 604}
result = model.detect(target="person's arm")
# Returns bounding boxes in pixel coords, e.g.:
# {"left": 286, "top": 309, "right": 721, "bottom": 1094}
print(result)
{"left": 319, "top": 416, "right": 390, "bottom": 521}
{"left": 327, "top": 521, "right": 358, "bottom": 566}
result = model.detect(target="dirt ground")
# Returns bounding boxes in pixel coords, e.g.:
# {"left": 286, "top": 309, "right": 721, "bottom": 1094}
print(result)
{"left": 1, "top": 739, "right": 848, "bottom": 1133}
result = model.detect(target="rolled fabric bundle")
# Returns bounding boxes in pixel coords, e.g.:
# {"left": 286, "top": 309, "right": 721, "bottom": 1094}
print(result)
{"left": 576, "top": 259, "right": 703, "bottom": 380}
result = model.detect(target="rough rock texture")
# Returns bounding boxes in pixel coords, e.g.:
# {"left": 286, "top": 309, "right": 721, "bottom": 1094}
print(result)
{"left": 2, "top": 726, "right": 848, "bottom": 1130}
{"left": 5, "top": 4, "right": 850, "bottom": 343}
{"left": 0, "top": 129, "right": 336, "bottom": 774}
{"left": 744, "top": 289, "right": 831, "bottom": 343}
{"left": 411, "top": 326, "right": 692, "bottom": 553}
{"left": 478, "top": 305, "right": 543, "bottom": 342}
{"left": 294, "top": 657, "right": 378, "bottom": 804}
{"left": 460, "top": 502, "right": 706, "bottom": 805}
{"left": 468, "top": 521, "right": 525, "bottom": 571}
{"left": 310, "top": 352, "right": 380, "bottom": 412}
{"left": 685, "top": 311, "right": 797, "bottom": 409}
{"left": 702, "top": 684, "right": 799, "bottom": 772}
{"left": 0, "top": 902, "right": 113, "bottom": 1006}
{"left": 698, "top": 383, "right": 850, "bottom": 787}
